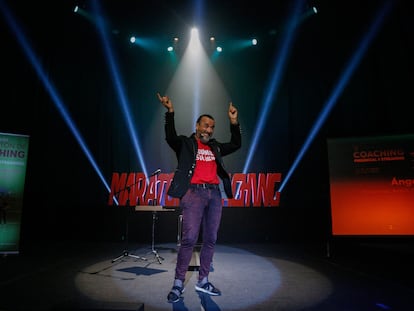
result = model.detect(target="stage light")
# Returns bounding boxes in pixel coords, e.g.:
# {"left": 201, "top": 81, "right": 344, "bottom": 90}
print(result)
{"left": 173, "top": 37, "right": 179, "bottom": 48}
{"left": 297, "top": 4, "right": 320, "bottom": 23}
{"left": 0, "top": 0, "right": 116, "bottom": 203}
{"left": 216, "top": 46, "right": 222, "bottom": 52}
{"left": 277, "top": 0, "right": 394, "bottom": 193}
{"left": 128, "top": 34, "right": 159, "bottom": 51}
{"left": 190, "top": 27, "right": 200, "bottom": 45}
{"left": 209, "top": 36, "right": 216, "bottom": 50}
{"left": 251, "top": 38, "right": 258, "bottom": 46}
{"left": 156, "top": 25, "right": 230, "bottom": 146}
{"left": 243, "top": 0, "right": 305, "bottom": 174}
{"left": 71, "top": 3, "right": 96, "bottom": 25}
{"left": 91, "top": 0, "right": 149, "bottom": 180}
{"left": 188, "top": 27, "right": 202, "bottom": 54}
{"left": 169, "top": 37, "right": 179, "bottom": 53}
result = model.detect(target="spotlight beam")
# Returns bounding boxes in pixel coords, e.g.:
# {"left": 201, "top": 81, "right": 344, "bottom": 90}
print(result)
{"left": 278, "top": 0, "right": 394, "bottom": 193}
{"left": 243, "top": 0, "right": 306, "bottom": 173}
{"left": 190, "top": 28, "right": 202, "bottom": 124}
{"left": 73, "top": 5, "right": 95, "bottom": 24}
{"left": 91, "top": 0, "right": 148, "bottom": 178}
{"left": 0, "top": 1, "right": 115, "bottom": 202}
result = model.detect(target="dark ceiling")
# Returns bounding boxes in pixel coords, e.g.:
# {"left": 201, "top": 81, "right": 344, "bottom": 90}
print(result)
{"left": 5, "top": 0, "right": 404, "bottom": 52}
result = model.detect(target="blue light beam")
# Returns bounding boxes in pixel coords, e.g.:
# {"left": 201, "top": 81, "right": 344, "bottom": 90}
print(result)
{"left": 243, "top": 0, "right": 306, "bottom": 174}
{"left": 278, "top": 0, "right": 394, "bottom": 193}
{"left": 91, "top": 0, "right": 148, "bottom": 178}
{"left": 0, "top": 0, "right": 116, "bottom": 203}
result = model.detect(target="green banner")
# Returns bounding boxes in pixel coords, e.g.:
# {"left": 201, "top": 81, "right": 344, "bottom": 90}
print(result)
{"left": 0, "top": 132, "right": 30, "bottom": 254}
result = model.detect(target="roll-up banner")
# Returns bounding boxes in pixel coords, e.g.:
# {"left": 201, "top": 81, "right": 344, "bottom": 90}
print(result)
{"left": 327, "top": 134, "right": 414, "bottom": 236}
{"left": 0, "top": 132, "right": 30, "bottom": 254}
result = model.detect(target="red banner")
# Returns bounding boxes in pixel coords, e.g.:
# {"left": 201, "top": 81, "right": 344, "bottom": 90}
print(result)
{"left": 328, "top": 134, "right": 414, "bottom": 235}
{"left": 108, "top": 172, "right": 282, "bottom": 208}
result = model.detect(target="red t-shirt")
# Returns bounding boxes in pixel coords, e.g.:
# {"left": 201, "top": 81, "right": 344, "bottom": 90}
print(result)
{"left": 191, "top": 139, "right": 219, "bottom": 184}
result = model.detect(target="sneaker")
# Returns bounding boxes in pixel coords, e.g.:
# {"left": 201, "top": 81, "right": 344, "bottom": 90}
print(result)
{"left": 195, "top": 282, "right": 221, "bottom": 296}
{"left": 167, "top": 286, "right": 184, "bottom": 303}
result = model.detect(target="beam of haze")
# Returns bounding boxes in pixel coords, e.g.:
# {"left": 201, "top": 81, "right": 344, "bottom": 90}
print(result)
{"left": 91, "top": 0, "right": 148, "bottom": 178}
{"left": 278, "top": 0, "right": 394, "bottom": 193}
{"left": 0, "top": 0, "right": 116, "bottom": 203}
{"left": 243, "top": 0, "right": 306, "bottom": 174}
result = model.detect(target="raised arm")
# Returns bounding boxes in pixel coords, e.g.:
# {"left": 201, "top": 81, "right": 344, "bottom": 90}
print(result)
{"left": 228, "top": 101, "right": 238, "bottom": 125}
{"left": 157, "top": 93, "right": 174, "bottom": 113}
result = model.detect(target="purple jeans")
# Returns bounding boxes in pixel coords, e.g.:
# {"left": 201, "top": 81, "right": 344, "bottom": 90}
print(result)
{"left": 175, "top": 186, "right": 222, "bottom": 282}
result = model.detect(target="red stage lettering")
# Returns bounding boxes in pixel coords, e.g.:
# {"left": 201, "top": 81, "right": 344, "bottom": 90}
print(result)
{"left": 226, "top": 173, "right": 281, "bottom": 207}
{"left": 132, "top": 173, "right": 146, "bottom": 205}
{"left": 159, "top": 173, "right": 180, "bottom": 207}
{"left": 228, "top": 173, "right": 245, "bottom": 207}
{"left": 262, "top": 173, "right": 281, "bottom": 207}
{"left": 108, "top": 172, "right": 127, "bottom": 205}
{"left": 108, "top": 172, "right": 282, "bottom": 207}
{"left": 144, "top": 177, "right": 156, "bottom": 205}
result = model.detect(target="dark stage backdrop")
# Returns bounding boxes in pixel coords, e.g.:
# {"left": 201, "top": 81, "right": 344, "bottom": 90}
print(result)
{"left": 1, "top": 0, "right": 412, "bottom": 246}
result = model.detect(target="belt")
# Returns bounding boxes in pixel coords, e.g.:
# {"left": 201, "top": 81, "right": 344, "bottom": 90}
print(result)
{"left": 190, "top": 183, "right": 220, "bottom": 190}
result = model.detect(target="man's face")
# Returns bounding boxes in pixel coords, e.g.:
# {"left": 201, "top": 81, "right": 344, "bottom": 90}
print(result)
{"left": 196, "top": 116, "right": 215, "bottom": 144}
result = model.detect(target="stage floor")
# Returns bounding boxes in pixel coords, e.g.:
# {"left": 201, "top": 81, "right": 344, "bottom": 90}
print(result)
{"left": 0, "top": 241, "right": 413, "bottom": 310}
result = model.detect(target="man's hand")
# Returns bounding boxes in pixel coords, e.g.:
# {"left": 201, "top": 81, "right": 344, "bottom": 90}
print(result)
{"left": 228, "top": 101, "right": 238, "bottom": 124}
{"left": 157, "top": 93, "right": 174, "bottom": 112}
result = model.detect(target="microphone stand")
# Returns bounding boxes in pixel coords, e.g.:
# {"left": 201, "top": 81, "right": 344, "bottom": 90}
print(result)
{"left": 111, "top": 169, "right": 161, "bottom": 263}
{"left": 146, "top": 197, "right": 165, "bottom": 264}
{"left": 142, "top": 168, "right": 165, "bottom": 264}
{"left": 111, "top": 204, "right": 147, "bottom": 263}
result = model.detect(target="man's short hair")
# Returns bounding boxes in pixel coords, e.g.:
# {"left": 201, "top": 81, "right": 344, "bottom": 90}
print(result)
{"left": 196, "top": 114, "right": 214, "bottom": 124}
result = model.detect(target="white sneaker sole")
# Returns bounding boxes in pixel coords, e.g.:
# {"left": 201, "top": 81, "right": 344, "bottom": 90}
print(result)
{"left": 168, "top": 287, "right": 185, "bottom": 303}
{"left": 195, "top": 285, "right": 221, "bottom": 296}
